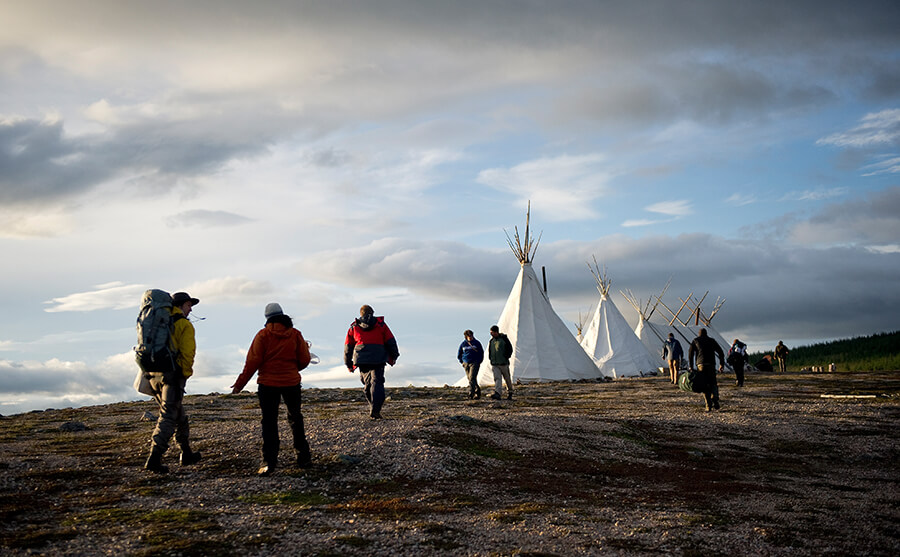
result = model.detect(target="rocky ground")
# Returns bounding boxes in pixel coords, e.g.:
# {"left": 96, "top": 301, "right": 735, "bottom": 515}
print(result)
{"left": 1, "top": 369, "right": 898, "bottom": 556}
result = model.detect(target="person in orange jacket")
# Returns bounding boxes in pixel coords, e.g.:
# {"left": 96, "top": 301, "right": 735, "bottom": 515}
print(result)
{"left": 344, "top": 304, "right": 399, "bottom": 419}
{"left": 232, "top": 303, "right": 312, "bottom": 476}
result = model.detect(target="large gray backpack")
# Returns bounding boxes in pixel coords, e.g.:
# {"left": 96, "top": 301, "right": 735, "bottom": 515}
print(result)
{"left": 134, "top": 289, "right": 178, "bottom": 374}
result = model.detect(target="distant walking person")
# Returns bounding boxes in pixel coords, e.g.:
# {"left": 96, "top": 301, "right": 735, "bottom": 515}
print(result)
{"left": 775, "top": 341, "right": 789, "bottom": 373}
{"left": 728, "top": 338, "right": 748, "bottom": 387}
{"left": 458, "top": 330, "right": 484, "bottom": 400}
{"left": 688, "top": 328, "right": 726, "bottom": 412}
{"left": 488, "top": 325, "right": 514, "bottom": 400}
{"left": 231, "top": 303, "right": 312, "bottom": 477}
{"left": 345, "top": 305, "right": 400, "bottom": 419}
{"left": 144, "top": 291, "right": 202, "bottom": 473}
{"left": 662, "top": 333, "right": 683, "bottom": 385}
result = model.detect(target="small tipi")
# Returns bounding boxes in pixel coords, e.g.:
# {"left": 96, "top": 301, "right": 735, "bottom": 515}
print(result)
{"left": 472, "top": 203, "right": 601, "bottom": 385}
{"left": 622, "top": 287, "right": 688, "bottom": 360}
{"left": 580, "top": 258, "right": 661, "bottom": 378}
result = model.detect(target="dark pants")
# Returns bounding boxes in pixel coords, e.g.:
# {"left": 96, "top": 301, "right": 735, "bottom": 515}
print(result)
{"left": 149, "top": 373, "right": 190, "bottom": 454}
{"left": 359, "top": 365, "right": 386, "bottom": 417}
{"left": 257, "top": 383, "right": 311, "bottom": 467}
{"left": 734, "top": 362, "right": 745, "bottom": 386}
{"left": 463, "top": 362, "right": 481, "bottom": 398}
{"left": 698, "top": 365, "right": 720, "bottom": 408}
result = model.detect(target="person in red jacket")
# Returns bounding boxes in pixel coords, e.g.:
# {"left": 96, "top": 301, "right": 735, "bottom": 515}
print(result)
{"left": 232, "top": 303, "right": 312, "bottom": 476}
{"left": 344, "top": 304, "right": 399, "bottom": 419}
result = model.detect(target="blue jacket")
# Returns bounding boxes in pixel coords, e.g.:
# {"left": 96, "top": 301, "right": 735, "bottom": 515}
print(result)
{"left": 457, "top": 338, "right": 484, "bottom": 364}
{"left": 662, "top": 337, "right": 683, "bottom": 361}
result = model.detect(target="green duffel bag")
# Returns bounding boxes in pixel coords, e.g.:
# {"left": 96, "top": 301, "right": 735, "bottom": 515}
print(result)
{"left": 678, "top": 369, "right": 707, "bottom": 393}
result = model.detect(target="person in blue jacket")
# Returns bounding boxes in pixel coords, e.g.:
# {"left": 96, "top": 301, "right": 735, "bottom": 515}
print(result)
{"left": 662, "top": 333, "right": 684, "bottom": 386}
{"left": 458, "top": 329, "right": 484, "bottom": 399}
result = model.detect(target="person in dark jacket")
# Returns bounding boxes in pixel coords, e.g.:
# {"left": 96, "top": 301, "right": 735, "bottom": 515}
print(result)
{"left": 662, "top": 333, "right": 684, "bottom": 386}
{"left": 688, "top": 328, "right": 725, "bottom": 412}
{"left": 774, "top": 341, "right": 789, "bottom": 373}
{"left": 458, "top": 330, "right": 484, "bottom": 399}
{"left": 232, "top": 303, "right": 312, "bottom": 476}
{"left": 344, "top": 305, "right": 400, "bottom": 419}
{"left": 488, "top": 325, "right": 514, "bottom": 400}
{"left": 728, "top": 338, "right": 748, "bottom": 387}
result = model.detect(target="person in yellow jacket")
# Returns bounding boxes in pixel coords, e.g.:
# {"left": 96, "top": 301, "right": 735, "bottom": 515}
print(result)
{"left": 144, "top": 291, "right": 201, "bottom": 473}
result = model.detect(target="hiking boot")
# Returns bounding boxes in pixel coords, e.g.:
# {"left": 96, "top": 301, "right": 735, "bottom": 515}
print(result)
{"left": 180, "top": 449, "right": 202, "bottom": 466}
{"left": 257, "top": 464, "right": 274, "bottom": 477}
{"left": 705, "top": 406, "right": 713, "bottom": 412}
{"left": 144, "top": 450, "right": 169, "bottom": 474}
{"left": 713, "top": 400, "right": 720, "bottom": 410}
{"left": 297, "top": 456, "right": 313, "bottom": 469}
{"left": 490, "top": 392, "right": 501, "bottom": 401}
{"left": 506, "top": 393, "right": 513, "bottom": 400}
{"left": 370, "top": 412, "right": 383, "bottom": 420}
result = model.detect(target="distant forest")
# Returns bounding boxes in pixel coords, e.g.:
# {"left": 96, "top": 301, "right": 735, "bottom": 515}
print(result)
{"left": 747, "top": 330, "right": 900, "bottom": 372}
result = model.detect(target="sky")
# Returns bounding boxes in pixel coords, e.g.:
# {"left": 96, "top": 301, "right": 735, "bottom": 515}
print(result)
{"left": 1, "top": 0, "right": 899, "bottom": 415}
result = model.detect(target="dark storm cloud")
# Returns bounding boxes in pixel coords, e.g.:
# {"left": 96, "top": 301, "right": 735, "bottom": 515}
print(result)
{"left": 0, "top": 109, "right": 293, "bottom": 206}
{"left": 0, "top": 118, "right": 110, "bottom": 204}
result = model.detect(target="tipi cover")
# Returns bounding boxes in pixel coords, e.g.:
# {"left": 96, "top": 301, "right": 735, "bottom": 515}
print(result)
{"left": 581, "top": 293, "right": 661, "bottom": 378}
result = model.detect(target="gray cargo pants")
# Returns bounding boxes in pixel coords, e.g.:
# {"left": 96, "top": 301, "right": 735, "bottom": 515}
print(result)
{"left": 149, "top": 373, "right": 190, "bottom": 453}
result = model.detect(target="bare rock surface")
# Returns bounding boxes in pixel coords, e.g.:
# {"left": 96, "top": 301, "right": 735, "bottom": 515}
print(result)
{"left": 1, "top": 370, "right": 898, "bottom": 556}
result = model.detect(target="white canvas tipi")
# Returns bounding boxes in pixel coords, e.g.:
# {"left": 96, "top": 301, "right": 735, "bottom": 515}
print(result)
{"left": 622, "top": 288, "right": 684, "bottom": 360}
{"left": 580, "top": 259, "right": 661, "bottom": 378}
{"left": 468, "top": 204, "right": 601, "bottom": 385}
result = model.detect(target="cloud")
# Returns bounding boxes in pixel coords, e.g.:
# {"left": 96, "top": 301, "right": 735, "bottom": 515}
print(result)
{"left": 298, "top": 238, "right": 510, "bottom": 300}
{"left": 0, "top": 117, "right": 111, "bottom": 205}
{"left": 0, "top": 353, "right": 137, "bottom": 414}
{"left": 477, "top": 154, "right": 612, "bottom": 220}
{"left": 781, "top": 187, "right": 849, "bottom": 202}
{"left": 646, "top": 200, "right": 692, "bottom": 217}
{"left": 788, "top": 186, "right": 900, "bottom": 247}
{"left": 165, "top": 209, "right": 254, "bottom": 228}
{"left": 817, "top": 109, "right": 900, "bottom": 148}
{"left": 44, "top": 282, "right": 147, "bottom": 312}
{"left": 726, "top": 193, "right": 756, "bottom": 206}
{"left": 861, "top": 155, "right": 900, "bottom": 176}
{"left": 622, "top": 219, "right": 666, "bottom": 228}
{"left": 42, "top": 277, "right": 275, "bottom": 312}
{"left": 183, "top": 277, "right": 275, "bottom": 305}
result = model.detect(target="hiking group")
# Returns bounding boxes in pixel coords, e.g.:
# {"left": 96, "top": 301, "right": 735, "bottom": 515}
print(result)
{"left": 135, "top": 291, "right": 399, "bottom": 476}
{"left": 134, "top": 288, "right": 770, "bottom": 474}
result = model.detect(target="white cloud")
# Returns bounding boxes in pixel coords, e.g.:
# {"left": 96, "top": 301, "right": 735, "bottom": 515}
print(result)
{"left": 726, "top": 193, "right": 756, "bottom": 206}
{"left": 622, "top": 218, "right": 665, "bottom": 228}
{"left": 862, "top": 155, "right": 900, "bottom": 176}
{"left": 44, "top": 282, "right": 147, "bottom": 312}
{"left": 184, "top": 277, "right": 275, "bottom": 305}
{"left": 817, "top": 109, "right": 900, "bottom": 148}
{"left": 477, "top": 154, "right": 612, "bottom": 220}
{"left": 782, "top": 187, "right": 849, "bottom": 202}
{"left": 646, "top": 200, "right": 693, "bottom": 216}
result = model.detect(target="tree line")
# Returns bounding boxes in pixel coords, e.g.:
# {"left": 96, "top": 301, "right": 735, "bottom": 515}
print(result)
{"left": 747, "top": 330, "right": 900, "bottom": 372}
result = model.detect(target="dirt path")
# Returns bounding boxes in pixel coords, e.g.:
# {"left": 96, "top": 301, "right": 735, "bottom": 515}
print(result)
{"left": 1, "top": 370, "right": 898, "bottom": 556}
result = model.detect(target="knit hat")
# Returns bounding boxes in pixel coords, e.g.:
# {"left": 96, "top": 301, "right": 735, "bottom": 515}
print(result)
{"left": 264, "top": 303, "right": 284, "bottom": 319}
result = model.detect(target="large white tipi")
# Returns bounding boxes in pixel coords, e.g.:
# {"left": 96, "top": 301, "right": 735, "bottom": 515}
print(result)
{"left": 580, "top": 259, "right": 661, "bottom": 378}
{"left": 470, "top": 204, "right": 601, "bottom": 385}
